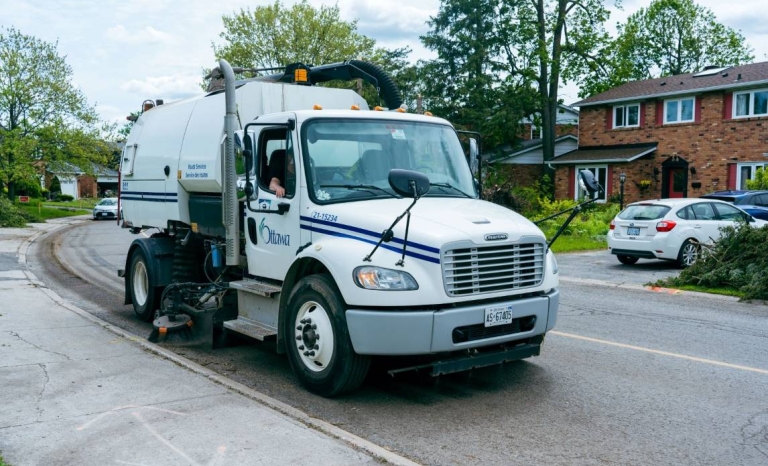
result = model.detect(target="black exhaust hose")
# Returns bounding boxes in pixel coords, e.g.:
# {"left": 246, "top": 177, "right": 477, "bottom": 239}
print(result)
{"left": 347, "top": 60, "right": 403, "bottom": 110}
{"left": 252, "top": 60, "right": 403, "bottom": 110}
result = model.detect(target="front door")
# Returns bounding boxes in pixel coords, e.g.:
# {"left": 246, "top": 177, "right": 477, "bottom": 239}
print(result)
{"left": 667, "top": 168, "right": 687, "bottom": 198}
{"left": 243, "top": 124, "right": 304, "bottom": 281}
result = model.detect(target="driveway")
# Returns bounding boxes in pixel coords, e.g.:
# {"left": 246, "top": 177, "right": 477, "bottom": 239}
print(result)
{"left": 556, "top": 248, "right": 682, "bottom": 287}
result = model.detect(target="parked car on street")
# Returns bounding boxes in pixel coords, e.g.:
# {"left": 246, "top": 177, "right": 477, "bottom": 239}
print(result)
{"left": 700, "top": 190, "right": 768, "bottom": 221}
{"left": 607, "top": 198, "right": 767, "bottom": 267}
{"left": 92, "top": 197, "right": 119, "bottom": 220}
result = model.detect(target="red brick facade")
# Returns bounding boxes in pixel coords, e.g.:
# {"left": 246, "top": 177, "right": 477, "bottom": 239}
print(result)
{"left": 556, "top": 92, "right": 768, "bottom": 203}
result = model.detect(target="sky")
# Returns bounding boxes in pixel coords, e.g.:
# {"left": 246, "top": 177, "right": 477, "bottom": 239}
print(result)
{"left": 3, "top": 0, "right": 768, "bottom": 127}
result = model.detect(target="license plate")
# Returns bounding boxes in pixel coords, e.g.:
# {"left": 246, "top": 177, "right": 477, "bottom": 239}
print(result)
{"left": 484, "top": 305, "right": 514, "bottom": 327}
{"left": 626, "top": 227, "right": 640, "bottom": 236}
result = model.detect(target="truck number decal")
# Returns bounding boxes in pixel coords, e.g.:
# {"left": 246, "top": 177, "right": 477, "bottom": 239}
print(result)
{"left": 311, "top": 211, "right": 338, "bottom": 223}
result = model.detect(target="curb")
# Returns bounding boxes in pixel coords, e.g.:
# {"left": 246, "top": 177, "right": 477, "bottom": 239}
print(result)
{"left": 17, "top": 220, "right": 420, "bottom": 466}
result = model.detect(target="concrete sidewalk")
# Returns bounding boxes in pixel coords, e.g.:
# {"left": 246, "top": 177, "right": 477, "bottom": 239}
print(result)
{"left": 0, "top": 220, "right": 417, "bottom": 466}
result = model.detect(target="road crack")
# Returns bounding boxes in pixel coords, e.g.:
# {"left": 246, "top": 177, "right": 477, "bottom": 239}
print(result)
{"left": 7, "top": 330, "right": 72, "bottom": 361}
{"left": 37, "top": 363, "right": 50, "bottom": 421}
{"left": 740, "top": 409, "right": 768, "bottom": 460}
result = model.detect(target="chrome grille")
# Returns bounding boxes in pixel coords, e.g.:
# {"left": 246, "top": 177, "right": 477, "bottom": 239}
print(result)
{"left": 442, "top": 242, "right": 545, "bottom": 296}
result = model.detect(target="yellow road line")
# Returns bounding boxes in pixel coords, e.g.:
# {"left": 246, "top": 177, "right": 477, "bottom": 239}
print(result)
{"left": 550, "top": 330, "right": 768, "bottom": 375}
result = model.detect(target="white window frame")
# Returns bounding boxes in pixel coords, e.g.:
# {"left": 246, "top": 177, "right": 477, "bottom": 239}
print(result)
{"left": 736, "top": 162, "right": 768, "bottom": 189}
{"left": 663, "top": 97, "right": 695, "bottom": 124}
{"left": 575, "top": 165, "right": 608, "bottom": 203}
{"left": 733, "top": 88, "right": 768, "bottom": 118}
{"left": 613, "top": 103, "right": 640, "bottom": 128}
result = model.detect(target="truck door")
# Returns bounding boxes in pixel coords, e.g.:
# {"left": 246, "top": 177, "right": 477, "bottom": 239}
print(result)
{"left": 244, "top": 125, "right": 304, "bottom": 281}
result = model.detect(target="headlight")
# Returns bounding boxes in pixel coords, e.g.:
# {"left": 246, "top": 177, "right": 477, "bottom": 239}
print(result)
{"left": 353, "top": 266, "right": 419, "bottom": 291}
{"left": 549, "top": 252, "right": 559, "bottom": 275}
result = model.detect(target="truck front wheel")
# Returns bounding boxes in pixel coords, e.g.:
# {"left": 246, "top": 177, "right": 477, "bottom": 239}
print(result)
{"left": 129, "top": 249, "right": 160, "bottom": 322}
{"left": 284, "top": 274, "right": 370, "bottom": 397}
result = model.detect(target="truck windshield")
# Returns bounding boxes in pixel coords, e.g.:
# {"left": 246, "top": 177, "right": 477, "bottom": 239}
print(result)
{"left": 302, "top": 118, "right": 477, "bottom": 204}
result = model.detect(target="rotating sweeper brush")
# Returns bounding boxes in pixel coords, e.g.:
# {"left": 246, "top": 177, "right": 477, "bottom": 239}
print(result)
{"left": 148, "top": 282, "right": 228, "bottom": 346}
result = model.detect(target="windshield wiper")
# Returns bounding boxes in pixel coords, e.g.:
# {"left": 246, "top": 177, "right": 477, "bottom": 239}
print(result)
{"left": 428, "top": 182, "right": 474, "bottom": 198}
{"left": 320, "top": 184, "right": 400, "bottom": 198}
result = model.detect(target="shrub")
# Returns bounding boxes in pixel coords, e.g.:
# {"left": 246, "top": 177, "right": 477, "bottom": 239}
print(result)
{"left": 663, "top": 223, "right": 768, "bottom": 300}
{"left": 745, "top": 167, "right": 767, "bottom": 190}
{"left": 55, "top": 194, "right": 74, "bottom": 202}
{"left": 15, "top": 177, "right": 43, "bottom": 198}
{"left": 0, "top": 197, "right": 29, "bottom": 227}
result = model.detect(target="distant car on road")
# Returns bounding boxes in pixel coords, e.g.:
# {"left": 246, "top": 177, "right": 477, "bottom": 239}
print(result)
{"left": 607, "top": 198, "right": 767, "bottom": 267}
{"left": 700, "top": 190, "right": 768, "bottom": 221}
{"left": 92, "top": 198, "right": 119, "bottom": 220}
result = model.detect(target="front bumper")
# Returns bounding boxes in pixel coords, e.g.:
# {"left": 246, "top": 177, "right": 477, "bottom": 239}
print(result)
{"left": 93, "top": 210, "right": 117, "bottom": 218}
{"left": 345, "top": 289, "right": 559, "bottom": 355}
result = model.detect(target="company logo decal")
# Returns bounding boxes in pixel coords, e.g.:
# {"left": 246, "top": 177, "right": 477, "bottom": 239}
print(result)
{"left": 484, "top": 233, "right": 508, "bottom": 241}
{"left": 259, "top": 218, "right": 290, "bottom": 246}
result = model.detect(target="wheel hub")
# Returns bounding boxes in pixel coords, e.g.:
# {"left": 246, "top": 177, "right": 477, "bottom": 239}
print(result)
{"left": 294, "top": 302, "right": 334, "bottom": 372}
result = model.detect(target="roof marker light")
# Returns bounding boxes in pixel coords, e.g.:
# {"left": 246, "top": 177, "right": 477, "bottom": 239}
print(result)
{"left": 424, "top": 111, "right": 433, "bottom": 117}
{"left": 313, "top": 104, "right": 323, "bottom": 110}
{"left": 374, "top": 106, "right": 384, "bottom": 111}
{"left": 351, "top": 104, "right": 360, "bottom": 110}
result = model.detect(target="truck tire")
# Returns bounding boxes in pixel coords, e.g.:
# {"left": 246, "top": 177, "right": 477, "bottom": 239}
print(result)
{"left": 284, "top": 274, "right": 370, "bottom": 397}
{"left": 129, "top": 248, "right": 160, "bottom": 322}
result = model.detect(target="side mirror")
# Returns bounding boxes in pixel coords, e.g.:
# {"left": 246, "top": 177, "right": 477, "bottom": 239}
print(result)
{"left": 468, "top": 138, "right": 479, "bottom": 176}
{"left": 388, "top": 169, "right": 430, "bottom": 198}
{"left": 578, "top": 170, "right": 602, "bottom": 196}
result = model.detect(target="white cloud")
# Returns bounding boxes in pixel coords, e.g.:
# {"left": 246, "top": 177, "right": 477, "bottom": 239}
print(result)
{"left": 120, "top": 74, "right": 202, "bottom": 101}
{"left": 106, "top": 25, "right": 174, "bottom": 44}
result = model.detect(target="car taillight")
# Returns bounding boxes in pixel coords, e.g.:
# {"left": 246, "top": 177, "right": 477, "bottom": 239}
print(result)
{"left": 609, "top": 220, "right": 615, "bottom": 230}
{"left": 656, "top": 220, "right": 676, "bottom": 232}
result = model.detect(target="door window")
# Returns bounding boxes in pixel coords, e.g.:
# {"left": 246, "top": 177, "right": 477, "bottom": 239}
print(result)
{"left": 714, "top": 203, "right": 747, "bottom": 222}
{"left": 691, "top": 203, "right": 716, "bottom": 220}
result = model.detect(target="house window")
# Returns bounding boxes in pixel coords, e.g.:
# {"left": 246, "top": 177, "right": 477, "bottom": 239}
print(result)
{"left": 613, "top": 104, "right": 640, "bottom": 128}
{"left": 664, "top": 97, "right": 695, "bottom": 124}
{"left": 733, "top": 89, "right": 768, "bottom": 118}
{"left": 737, "top": 163, "right": 768, "bottom": 189}
{"left": 575, "top": 165, "right": 608, "bottom": 202}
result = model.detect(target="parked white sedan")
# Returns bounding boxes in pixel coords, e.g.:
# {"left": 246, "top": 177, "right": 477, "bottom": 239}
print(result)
{"left": 607, "top": 198, "right": 767, "bottom": 267}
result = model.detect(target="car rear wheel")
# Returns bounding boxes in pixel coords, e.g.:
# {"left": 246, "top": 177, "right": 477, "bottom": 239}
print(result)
{"left": 617, "top": 255, "right": 639, "bottom": 265}
{"left": 677, "top": 239, "right": 699, "bottom": 268}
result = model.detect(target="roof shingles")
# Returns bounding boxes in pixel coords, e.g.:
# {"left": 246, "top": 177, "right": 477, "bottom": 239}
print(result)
{"left": 574, "top": 62, "right": 768, "bottom": 107}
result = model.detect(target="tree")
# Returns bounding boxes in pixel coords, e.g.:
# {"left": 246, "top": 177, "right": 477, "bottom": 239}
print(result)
{"left": 575, "top": 0, "right": 754, "bottom": 97}
{"left": 420, "top": 0, "right": 541, "bottom": 149}
{"left": 213, "top": 0, "right": 377, "bottom": 72}
{"left": 208, "top": 1, "right": 414, "bottom": 109}
{"left": 0, "top": 27, "right": 108, "bottom": 199}
{"left": 422, "top": 0, "right": 611, "bottom": 170}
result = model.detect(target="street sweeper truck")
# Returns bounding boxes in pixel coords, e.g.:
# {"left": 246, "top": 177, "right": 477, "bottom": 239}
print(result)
{"left": 118, "top": 59, "right": 595, "bottom": 397}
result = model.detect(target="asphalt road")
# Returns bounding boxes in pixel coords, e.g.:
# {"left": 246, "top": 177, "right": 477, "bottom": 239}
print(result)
{"left": 28, "top": 218, "right": 768, "bottom": 466}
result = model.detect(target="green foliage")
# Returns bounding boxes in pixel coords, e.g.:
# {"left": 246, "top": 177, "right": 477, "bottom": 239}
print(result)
{"left": 0, "top": 27, "right": 109, "bottom": 200}
{"left": 212, "top": 1, "right": 376, "bottom": 72}
{"left": 0, "top": 197, "right": 30, "bottom": 227}
{"left": 55, "top": 194, "right": 74, "bottom": 202}
{"left": 662, "top": 223, "right": 768, "bottom": 300}
{"left": 575, "top": 0, "right": 754, "bottom": 97}
{"left": 745, "top": 167, "right": 768, "bottom": 190}
{"left": 14, "top": 177, "right": 42, "bottom": 198}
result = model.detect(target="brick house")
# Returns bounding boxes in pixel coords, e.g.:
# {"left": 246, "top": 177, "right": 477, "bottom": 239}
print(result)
{"left": 552, "top": 62, "right": 768, "bottom": 204}
{"left": 488, "top": 105, "right": 579, "bottom": 188}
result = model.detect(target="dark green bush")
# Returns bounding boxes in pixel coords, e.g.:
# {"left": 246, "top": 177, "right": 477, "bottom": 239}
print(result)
{"left": 664, "top": 223, "right": 768, "bottom": 300}
{"left": 0, "top": 197, "right": 29, "bottom": 227}
{"left": 55, "top": 194, "right": 74, "bottom": 202}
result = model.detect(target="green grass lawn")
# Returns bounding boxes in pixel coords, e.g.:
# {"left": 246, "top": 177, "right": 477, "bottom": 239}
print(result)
{"left": 15, "top": 203, "right": 90, "bottom": 221}
{"left": 43, "top": 198, "right": 99, "bottom": 210}
{"left": 548, "top": 235, "right": 607, "bottom": 253}
{"left": 0, "top": 453, "right": 9, "bottom": 466}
